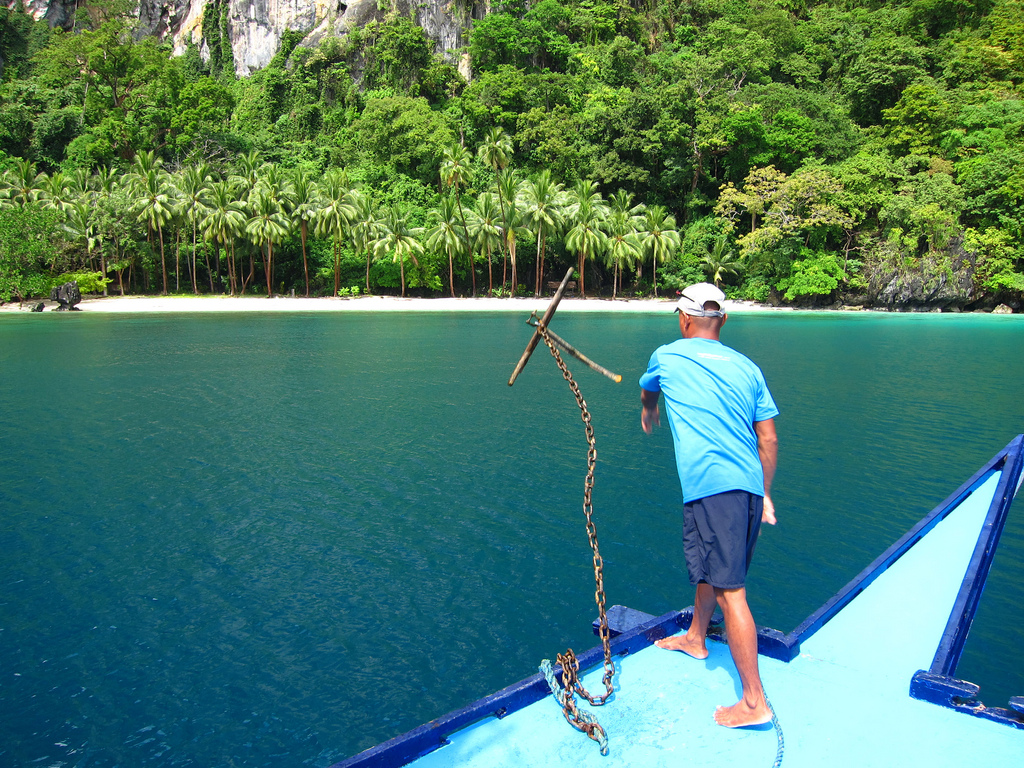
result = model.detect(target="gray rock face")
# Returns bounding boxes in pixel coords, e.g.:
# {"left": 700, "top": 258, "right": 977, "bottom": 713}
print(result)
{"left": 6, "top": 0, "right": 476, "bottom": 77}
{"left": 865, "top": 248, "right": 976, "bottom": 310}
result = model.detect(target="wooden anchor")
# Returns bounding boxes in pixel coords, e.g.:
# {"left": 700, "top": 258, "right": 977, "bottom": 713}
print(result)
{"left": 508, "top": 266, "right": 622, "bottom": 386}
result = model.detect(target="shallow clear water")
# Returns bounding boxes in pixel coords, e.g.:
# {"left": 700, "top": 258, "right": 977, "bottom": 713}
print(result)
{"left": 1, "top": 310, "right": 1022, "bottom": 766}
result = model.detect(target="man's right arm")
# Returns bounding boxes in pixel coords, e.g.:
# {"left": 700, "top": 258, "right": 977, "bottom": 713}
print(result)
{"left": 755, "top": 418, "right": 778, "bottom": 524}
{"left": 640, "top": 387, "right": 661, "bottom": 434}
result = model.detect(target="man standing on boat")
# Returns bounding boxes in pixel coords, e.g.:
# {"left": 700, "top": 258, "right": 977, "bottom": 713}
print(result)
{"left": 639, "top": 282, "right": 779, "bottom": 728}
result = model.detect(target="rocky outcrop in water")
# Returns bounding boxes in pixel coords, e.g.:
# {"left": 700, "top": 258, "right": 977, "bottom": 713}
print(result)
{"left": 7, "top": 0, "right": 480, "bottom": 77}
{"left": 50, "top": 281, "right": 82, "bottom": 310}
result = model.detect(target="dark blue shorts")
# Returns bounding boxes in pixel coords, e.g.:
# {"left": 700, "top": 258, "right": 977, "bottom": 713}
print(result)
{"left": 683, "top": 490, "right": 763, "bottom": 589}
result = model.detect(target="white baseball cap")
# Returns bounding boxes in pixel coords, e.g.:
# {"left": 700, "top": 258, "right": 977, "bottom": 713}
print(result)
{"left": 675, "top": 282, "right": 726, "bottom": 317}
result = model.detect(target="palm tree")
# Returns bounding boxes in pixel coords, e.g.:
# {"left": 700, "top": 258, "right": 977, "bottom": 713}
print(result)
{"left": 1, "top": 159, "right": 45, "bottom": 209}
{"left": 565, "top": 200, "right": 608, "bottom": 297}
{"left": 316, "top": 169, "right": 357, "bottom": 296}
{"left": 245, "top": 187, "right": 291, "bottom": 297}
{"left": 39, "top": 171, "right": 74, "bottom": 215}
{"left": 497, "top": 169, "right": 525, "bottom": 293}
{"left": 372, "top": 207, "right": 424, "bottom": 298}
{"left": 604, "top": 209, "right": 642, "bottom": 299}
{"left": 63, "top": 199, "right": 99, "bottom": 276}
{"left": 478, "top": 128, "right": 513, "bottom": 268}
{"left": 177, "top": 164, "right": 214, "bottom": 294}
{"left": 231, "top": 151, "right": 262, "bottom": 196}
{"left": 91, "top": 168, "right": 121, "bottom": 295}
{"left": 350, "top": 190, "right": 378, "bottom": 294}
{"left": 478, "top": 127, "right": 513, "bottom": 177}
{"left": 440, "top": 144, "right": 476, "bottom": 295}
{"left": 92, "top": 166, "right": 118, "bottom": 199}
{"left": 132, "top": 149, "right": 162, "bottom": 177}
{"left": 608, "top": 189, "right": 647, "bottom": 229}
{"left": 703, "top": 234, "right": 743, "bottom": 287}
{"left": 67, "top": 167, "right": 94, "bottom": 199}
{"left": 425, "top": 196, "right": 466, "bottom": 298}
{"left": 520, "top": 170, "right": 564, "bottom": 296}
{"left": 641, "top": 206, "right": 681, "bottom": 297}
{"left": 131, "top": 167, "right": 174, "bottom": 294}
{"left": 201, "top": 180, "right": 247, "bottom": 295}
{"left": 564, "top": 179, "right": 608, "bottom": 297}
{"left": 468, "top": 192, "right": 504, "bottom": 296}
{"left": 287, "top": 169, "right": 320, "bottom": 297}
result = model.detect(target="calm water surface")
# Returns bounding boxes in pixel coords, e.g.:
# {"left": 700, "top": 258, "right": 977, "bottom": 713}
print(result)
{"left": 1, "top": 310, "right": 1022, "bottom": 766}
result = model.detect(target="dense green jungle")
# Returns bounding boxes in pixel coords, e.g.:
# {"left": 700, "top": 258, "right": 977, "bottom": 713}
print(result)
{"left": 1, "top": 0, "right": 1024, "bottom": 309}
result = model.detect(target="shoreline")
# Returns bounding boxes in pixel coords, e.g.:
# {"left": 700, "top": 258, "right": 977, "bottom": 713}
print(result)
{"left": 0, "top": 294, "right": 780, "bottom": 314}
{"left": 0, "top": 294, "right": 1016, "bottom": 314}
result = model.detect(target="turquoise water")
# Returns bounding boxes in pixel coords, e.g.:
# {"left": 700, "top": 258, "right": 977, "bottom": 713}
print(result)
{"left": 1, "top": 310, "right": 1022, "bottom": 766}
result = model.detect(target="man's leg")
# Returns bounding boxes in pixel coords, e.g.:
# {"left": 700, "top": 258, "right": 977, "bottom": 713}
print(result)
{"left": 655, "top": 581, "right": 716, "bottom": 658}
{"left": 713, "top": 585, "right": 771, "bottom": 727}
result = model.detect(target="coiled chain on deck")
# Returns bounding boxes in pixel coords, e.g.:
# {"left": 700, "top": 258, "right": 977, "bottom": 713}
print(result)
{"left": 536, "top": 321, "right": 615, "bottom": 754}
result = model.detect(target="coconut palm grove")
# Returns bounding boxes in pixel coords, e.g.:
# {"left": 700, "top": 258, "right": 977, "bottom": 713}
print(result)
{"left": 1, "top": 0, "right": 1024, "bottom": 309}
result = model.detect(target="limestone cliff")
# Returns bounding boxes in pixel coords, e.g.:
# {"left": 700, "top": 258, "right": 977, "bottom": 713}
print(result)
{"left": 4, "top": 0, "right": 481, "bottom": 77}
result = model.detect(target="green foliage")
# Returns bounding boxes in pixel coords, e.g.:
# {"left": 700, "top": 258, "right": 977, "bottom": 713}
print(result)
{"left": 362, "top": 15, "right": 440, "bottom": 97}
{"left": 0, "top": 205, "right": 61, "bottom": 301}
{"left": 52, "top": 270, "right": 112, "bottom": 294}
{"left": 351, "top": 96, "right": 455, "bottom": 180}
{"left": 964, "top": 225, "right": 1024, "bottom": 295}
{"left": 775, "top": 248, "right": 848, "bottom": 301}
{"left": 0, "top": 0, "right": 1022, "bottom": 308}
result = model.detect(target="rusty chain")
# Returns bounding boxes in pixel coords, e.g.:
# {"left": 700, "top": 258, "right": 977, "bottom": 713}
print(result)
{"left": 536, "top": 320, "right": 616, "bottom": 749}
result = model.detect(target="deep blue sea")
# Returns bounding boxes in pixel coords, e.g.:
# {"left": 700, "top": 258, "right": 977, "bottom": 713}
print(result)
{"left": 1, "top": 309, "right": 1022, "bottom": 766}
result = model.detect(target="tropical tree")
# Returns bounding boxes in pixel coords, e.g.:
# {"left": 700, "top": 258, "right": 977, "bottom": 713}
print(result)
{"left": 349, "top": 190, "right": 378, "bottom": 294}
{"left": 520, "top": 169, "right": 564, "bottom": 296}
{"left": 245, "top": 187, "right": 291, "bottom": 296}
{"left": 63, "top": 199, "right": 99, "bottom": 279}
{"left": 564, "top": 179, "right": 608, "bottom": 296}
{"left": 641, "top": 206, "right": 681, "bottom": 297}
{"left": 372, "top": 207, "right": 425, "bottom": 297}
{"left": 287, "top": 169, "right": 320, "bottom": 297}
{"left": 1, "top": 160, "right": 45, "bottom": 209}
{"left": 468, "top": 192, "right": 504, "bottom": 296}
{"left": 92, "top": 168, "right": 124, "bottom": 295}
{"left": 604, "top": 209, "right": 642, "bottom": 299}
{"left": 131, "top": 166, "right": 174, "bottom": 294}
{"left": 497, "top": 169, "right": 525, "bottom": 293}
{"left": 201, "top": 180, "right": 247, "bottom": 295}
{"left": 231, "top": 151, "right": 262, "bottom": 197}
{"left": 703, "top": 234, "right": 743, "bottom": 287}
{"left": 478, "top": 128, "right": 514, "bottom": 267}
{"left": 426, "top": 196, "right": 466, "bottom": 297}
{"left": 176, "top": 164, "right": 214, "bottom": 293}
{"left": 440, "top": 143, "right": 476, "bottom": 295}
{"left": 478, "top": 127, "right": 513, "bottom": 177}
{"left": 316, "top": 169, "right": 357, "bottom": 296}
{"left": 39, "top": 171, "right": 74, "bottom": 215}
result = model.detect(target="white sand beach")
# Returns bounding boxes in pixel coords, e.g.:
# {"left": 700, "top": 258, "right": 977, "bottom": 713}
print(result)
{"left": 0, "top": 294, "right": 773, "bottom": 314}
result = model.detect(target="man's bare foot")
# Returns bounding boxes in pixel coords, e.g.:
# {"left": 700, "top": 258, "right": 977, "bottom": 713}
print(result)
{"left": 654, "top": 634, "right": 709, "bottom": 659}
{"left": 713, "top": 699, "right": 772, "bottom": 728}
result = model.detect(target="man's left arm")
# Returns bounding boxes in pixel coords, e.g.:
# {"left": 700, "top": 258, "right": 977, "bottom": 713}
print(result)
{"left": 755, "top": 418, "right": 778, "bottom": 525}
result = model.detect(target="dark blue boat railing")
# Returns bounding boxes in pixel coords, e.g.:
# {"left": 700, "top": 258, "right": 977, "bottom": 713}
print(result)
{"left": 333, "top": 436, "right": 1024, "bottom": 766}
{"left": 909, "top": 434, "right": 1024, "bottom": 729}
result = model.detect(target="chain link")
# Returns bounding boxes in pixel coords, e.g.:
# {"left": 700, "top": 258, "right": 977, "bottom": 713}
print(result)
{"left": 536, "top": 322, "right": 616, "bottom": 745}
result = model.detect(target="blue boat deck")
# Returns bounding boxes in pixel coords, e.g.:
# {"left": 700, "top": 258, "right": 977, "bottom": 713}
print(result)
{"left": 336, "top": 438, "right": 1024, "bottom": 767}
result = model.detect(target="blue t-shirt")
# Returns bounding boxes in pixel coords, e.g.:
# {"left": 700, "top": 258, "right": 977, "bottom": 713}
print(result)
{"left": 639, "top": 337, "right": 778, "bottom": 502}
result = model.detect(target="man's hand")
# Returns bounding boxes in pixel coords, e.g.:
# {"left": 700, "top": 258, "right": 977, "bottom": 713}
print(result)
{"left": 641, "top": 404, "right": 660, "bottom": 434}
{"left": 762, "top": 495, "right": 777, "bottom": 525}
{"left": 640, "top": 388, "right": 661, "bottom": 434}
